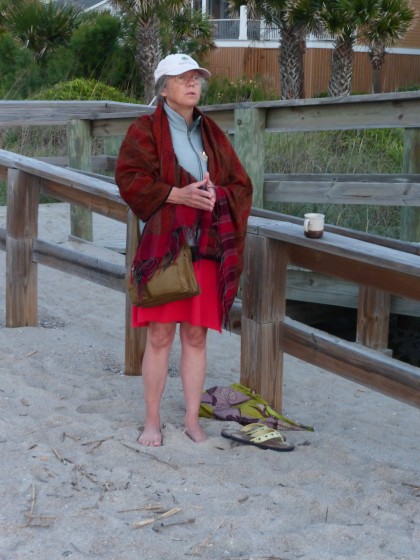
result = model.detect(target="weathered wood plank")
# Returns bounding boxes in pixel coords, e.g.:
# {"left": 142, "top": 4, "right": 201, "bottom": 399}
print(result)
{"left": 401, "top": 128, "right": 420, "bottom": 241}
{"left": 0, "top": 100, "right": 148, "bottom": 126}
{"left": 264, "top": 93, "right": 420, "bottom": 132}
{"left": 2, "top": 92, "right": 420, "bottom": 134}
{"left": 6, "top": 170, "right": 39, "bottom": 327}
{"left": 289, "top": 245, "right": 420, "bottom": 302}
{"left": 0, "top": 149, "right": 127, "bottom": 222}
{"left": 234, "top": 107, "right": 266, "bottom": 208}
{"left": 241, "top": 234, "right": 288, "bottom": 411}
{"left": 68, "top": 119, "right": 93, "bottom": 241}
{"left": 251, "top": 208, "right": 420, "bottom": 256}
{"left": 264, "top": 173, "right": 420, "bottom": 206}
{"left": 124, "top": 211, "right": 146, "bottom": 376}
{"left": 282, "top": 318, "right": 420, "bottom": 408}
{"left": 33, "top": 238, "right": 125, "bottom": 291}
{"left": 241, "top": 317, "right": 284, "bottom": 411}
{"left": 356, "top": 287, "right": 391, "bottom": 351}
{"left": 251, "top": 219, "right": 420, "bottom": 283}
{"left": 286, "top": 268, "right": 420, "bottom": 317}
{"left": 40, "top": 179, "right": 127, "bottom": 223}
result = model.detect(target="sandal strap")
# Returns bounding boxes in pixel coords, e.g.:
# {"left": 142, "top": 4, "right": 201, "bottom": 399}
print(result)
{"left": 241, "top": 423, "right": 285, "bottom": 444}
{"left": 251, "top": 431, "right": 285, "bottom": 444}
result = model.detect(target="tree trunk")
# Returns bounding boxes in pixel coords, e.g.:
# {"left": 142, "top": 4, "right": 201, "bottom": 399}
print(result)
{"left": 135, "top": 14, "right": 162, "bottom": 103}
{"left": 279, "top": 25, "right": 306, "bottom": 100}
{"left": 369, "top": 47, "right": 386, "bottom": 94}
{"left": 328, "top": 37, "right": 354, "bottom": 97}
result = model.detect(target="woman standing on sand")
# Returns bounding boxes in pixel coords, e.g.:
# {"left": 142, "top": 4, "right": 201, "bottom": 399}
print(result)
{"left": 115, "top": 54, "right": 253, "bottom": 447}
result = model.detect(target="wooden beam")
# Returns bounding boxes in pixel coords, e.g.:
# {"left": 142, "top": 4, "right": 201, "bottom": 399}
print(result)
{"left": 40, "top": 178, "right": 127, "bottom": 223}
{"left": 401, "top": 128, "right": 420, "bottom": 241}
{"left": 264, "top": 173, "right": 420, "bottom": 206}
{"left": 124, "top": 211, "right": 146, "bottom": 376}
{"left": 6, "top": 170, "right": 39, "bottom": 327}
{"left": 288, "top": 244, "right": 420, "bottom": 302}
{"left": 282, "top": 318, "right": 420, "bottom": 408}
{"left": 234, "top": 107, "right": 266, "bottom": 208}
{"left": 263, "top": 93, "right": 420, "bottom": 132}
{"left": 33, "top": 238, "right": 125, "bottom": 291}
{"left": 251, "top": 207, "right": 420, "bottom": 255}
{"left": 241, "top": 234, "right": 288, "bottom": 412}
{"left": 356, "top": 287, "right": 391, "bottom": 352}
{"left": 67, "top": 119, "right": 93, "bottom": 241}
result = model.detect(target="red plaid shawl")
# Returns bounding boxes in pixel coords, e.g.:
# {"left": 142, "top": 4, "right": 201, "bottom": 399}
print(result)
{"left": 115, "top": 103, "right": 253, "bottom": 327}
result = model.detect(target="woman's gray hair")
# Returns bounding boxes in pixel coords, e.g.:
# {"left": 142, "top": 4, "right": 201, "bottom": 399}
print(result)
{"left": 154, "top": 75, "right": 168, "bottom": 103}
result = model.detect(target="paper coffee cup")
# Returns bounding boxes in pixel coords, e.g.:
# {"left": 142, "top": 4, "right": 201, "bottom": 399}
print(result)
{"left": 304, "top": 213, "right": 325, "bottom": 239}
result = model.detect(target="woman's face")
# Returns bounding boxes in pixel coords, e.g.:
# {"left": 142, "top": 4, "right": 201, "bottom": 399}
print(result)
{"left": 161, "top": 71, "right": 203, "bottom": 116}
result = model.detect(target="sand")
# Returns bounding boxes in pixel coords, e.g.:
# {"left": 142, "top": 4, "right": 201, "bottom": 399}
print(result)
{"left": 0, "top": 204, "right": 419, "bottom": 560}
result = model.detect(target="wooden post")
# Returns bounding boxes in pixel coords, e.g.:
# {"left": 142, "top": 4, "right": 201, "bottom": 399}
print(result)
{"left": 6, "top": 169, "right": 39, "bottom": 327}
{"left": 67, "top": 119, "right": 93, "bottom": 241}
{"left": 356, "top": 287, "right": 391, "bottom": 352}
{"left": 240, "top": 233, "right": 288, "bottom": 412}
{"left": 103, "top": 135, "right": 123, "bottom": 164}
{"left": 234, "top": 107, "right": 266, "bottom": 208}
{"left": 400, "top": 128, "right": 420, "bottom": 241}
{"left": 124, "top": 210, "right": 147, "bottom": 376}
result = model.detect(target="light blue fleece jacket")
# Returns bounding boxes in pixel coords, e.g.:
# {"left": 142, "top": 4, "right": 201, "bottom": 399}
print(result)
{"left": 164, "top": 102, "right": 208, "bottom": 181}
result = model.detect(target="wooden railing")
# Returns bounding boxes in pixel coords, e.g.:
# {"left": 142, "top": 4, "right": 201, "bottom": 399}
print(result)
{"left": 241, "top": 217, "right": 420, "bottom": 410}
{"left": 0, "top": 149, "right": 146, "bottom": 376}
{"left": 1, "top": 93, "right": 420, "bottom": 409}
{"left": 1, "top": 149, "right": 419, "bottom": 411}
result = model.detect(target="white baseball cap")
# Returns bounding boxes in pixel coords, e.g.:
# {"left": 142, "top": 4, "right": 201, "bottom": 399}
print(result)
{"left": 154, "top": 54, "right": 211, "bottom": 83}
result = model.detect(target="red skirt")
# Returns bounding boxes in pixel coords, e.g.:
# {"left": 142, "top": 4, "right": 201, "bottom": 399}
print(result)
{"left": 132, "top": 259, "right": 222, "bottom": 332}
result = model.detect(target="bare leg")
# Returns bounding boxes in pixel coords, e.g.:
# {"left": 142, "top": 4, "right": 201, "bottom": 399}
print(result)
{"left": 138, "top": 322, "right": 176, "bottom": 446}
{"left": 179, "top": 322, "right": 208, "bottom": 442}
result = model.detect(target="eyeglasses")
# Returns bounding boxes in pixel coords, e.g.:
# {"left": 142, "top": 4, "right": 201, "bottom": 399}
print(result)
{"left": 173, "top": 73, "right": 203, "bottom": 85}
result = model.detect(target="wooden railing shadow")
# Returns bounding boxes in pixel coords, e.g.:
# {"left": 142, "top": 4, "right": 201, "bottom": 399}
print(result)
{"left": 1, "top": 149, "right": 419, "bottom": 411}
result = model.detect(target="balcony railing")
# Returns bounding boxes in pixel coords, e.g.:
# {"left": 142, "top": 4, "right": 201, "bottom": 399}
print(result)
{"left": 213, "top": 18, "right": 280, "bottom": 41}
{"left": 213, "top": 19, "right": 240, "bottom": 40}
{"left": 213, "top": 19, "right": 332, "bottom": 43}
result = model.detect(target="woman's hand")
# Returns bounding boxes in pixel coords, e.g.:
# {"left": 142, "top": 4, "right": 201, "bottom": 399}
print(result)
{"left": 168, "top": 172, "right": 216, "bottom": 212}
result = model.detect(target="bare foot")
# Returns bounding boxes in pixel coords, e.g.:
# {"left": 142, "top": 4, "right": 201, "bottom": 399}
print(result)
{"left": 184, "top": 423, "right": 208, "bottom": 443}
{"left": 137, "top": 424, "right": 162, "bottom": 446}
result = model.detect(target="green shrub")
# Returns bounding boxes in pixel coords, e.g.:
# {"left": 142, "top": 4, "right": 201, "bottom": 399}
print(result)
{"left": 30, "top": 78, "right": 138, "bottom": 102}
{"left": 201, "top": 76, "right": 277, "bottom": 105}
{"left": 396, "top": 84, "right": 420, "bottom": 92}
{"left": 0, "top": 32, "right": 42, "bottom": 98}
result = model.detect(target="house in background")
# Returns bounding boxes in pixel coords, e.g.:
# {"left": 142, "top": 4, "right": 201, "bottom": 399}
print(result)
{"left": 204, "top": 1, "right": 420, "bottom": 96}
{"left": 54, "top": 0, "right": 420, "bottom": 95}
{"left": 52, "top": 0, "right": 115, "bottom": 13}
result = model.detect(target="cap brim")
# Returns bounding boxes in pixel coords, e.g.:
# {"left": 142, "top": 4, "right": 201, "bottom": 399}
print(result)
{"left": 197, "top": 68, "right": 211, "bottom": 78}
{"left": 165, "top": 68, "right": 211, "bottom": 78}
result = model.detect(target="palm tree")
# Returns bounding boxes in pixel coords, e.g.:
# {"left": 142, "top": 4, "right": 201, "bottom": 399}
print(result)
{"left": 111, "top": 0, "right": 209, "bottom": 103}
{"left": 360, "top": 0, "right": 415, "bottom": 93}
{"left": 1, "top": 0, "right": 81, "bottom": 66}
{"left": 319, "top": 0, "right": 378, "bottom": 97}
{"left": 229, "top": 0, "right": 322, "bottom": 100}
{"left": 160, "top": 8, "right": 215, "bottom": 63}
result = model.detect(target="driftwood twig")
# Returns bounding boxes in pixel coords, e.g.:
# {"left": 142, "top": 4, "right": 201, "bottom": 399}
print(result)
{"left": 82, "top": 436, "right": 114, "bottom": 453}
{"left": 119, "top": 440, "right": 179, "bottom": 470}
{"left": 152, "top": 517, "right": 195, "bottom": 532}
{"left": 187, "top": 519, "right": 226, "bottom": 556}
{"left": 133, "top": 507, "right": 181, "bottom": 529}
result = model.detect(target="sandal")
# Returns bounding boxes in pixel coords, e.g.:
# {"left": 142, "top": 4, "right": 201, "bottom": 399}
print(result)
{"left": 221, "top": 422, "right": 295, "bottom": 452}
